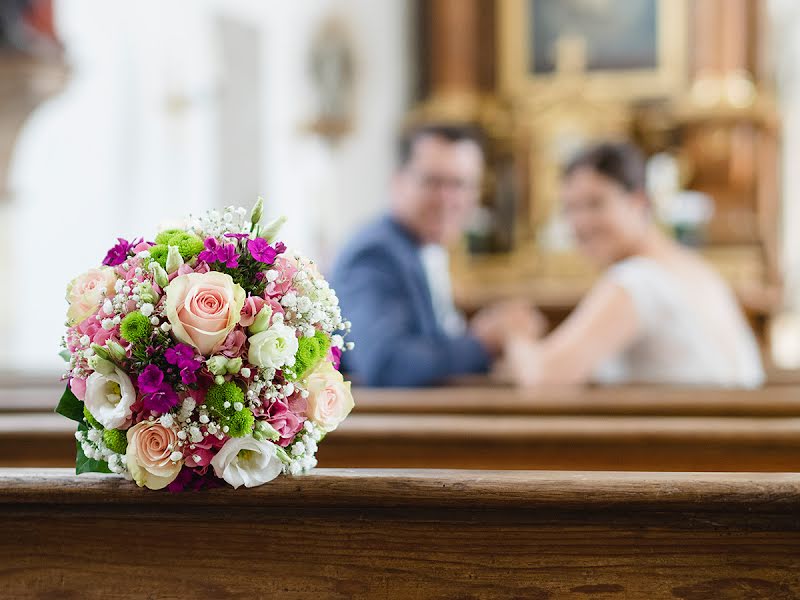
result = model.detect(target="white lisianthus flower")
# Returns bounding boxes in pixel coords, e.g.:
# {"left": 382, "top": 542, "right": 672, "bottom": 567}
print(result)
{"left": 84, "top": 367, "right": 136, "bottom": 429}
{"left": 211, "top": 437, "right": 284, "bottom": 489}
{"left": 248, "top": 323, "right": 299, "bottom": 370}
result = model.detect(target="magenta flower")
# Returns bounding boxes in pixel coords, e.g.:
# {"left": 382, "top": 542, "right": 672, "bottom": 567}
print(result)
{"left": 102, "top": 238, "right": 141, "bottom": 267}
{"left": 198, "top": 237, "right": 240, "bottom": 268}
{"left": 142, "top": 382, "right": 179, "bottom": 413}
{"left": 137, "top": 365, "right": 165, "bottom": 394}
{"left": 165, "top": 344, "right": 200, "bottom": 371}
{"left": 180, "top": 367, "right": 198, "bottom": 385}
{"left": 248, "top": 238, "right": 283, "bottom": 264}
{"left": 167, "top": 466, "right": 225, "bottom": 493}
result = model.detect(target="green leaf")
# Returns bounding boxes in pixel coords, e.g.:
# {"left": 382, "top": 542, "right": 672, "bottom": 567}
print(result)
{"left": 75, "top": 423, "right": 112, "bottom": 475}
{"left": 55, "top": 384, "right": 85, "bottom": 423}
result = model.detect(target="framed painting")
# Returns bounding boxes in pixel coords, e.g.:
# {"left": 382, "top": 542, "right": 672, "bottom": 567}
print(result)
{"left": 500, "top": 0, "right": 688, "bottom": 101}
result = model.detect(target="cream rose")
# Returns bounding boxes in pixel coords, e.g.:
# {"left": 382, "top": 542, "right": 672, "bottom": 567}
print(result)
{"left": 211, "top": 437, "right": 284, "bottom": 489}
{"left": 66, "top": 267, "right": 118, "bottom": 325}
{"left": 164, "top": 271, "right": 246, "bottom": 356}
{"left": 84, "top": 367, "right": 136, "bottom": 429}
{"left": 248, "top": 323, "right": 299, "bottom": 370}
{"left": 305, "top": 361, "right": 354, "bottom": 432}
{"left": 126, "top": 421, "right": 183, "bottom": 490}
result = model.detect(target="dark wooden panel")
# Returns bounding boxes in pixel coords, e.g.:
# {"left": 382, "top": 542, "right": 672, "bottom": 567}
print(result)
{"left": 1, "top": 468, "right": 799, "bottom": 599}
{"left": 5, "top": 412, "right": 800, "bottom": 472}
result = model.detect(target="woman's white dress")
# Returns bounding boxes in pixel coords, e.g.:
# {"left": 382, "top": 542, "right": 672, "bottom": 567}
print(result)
{"left": 593, "top": 257, "right": 765, "bottom": 388}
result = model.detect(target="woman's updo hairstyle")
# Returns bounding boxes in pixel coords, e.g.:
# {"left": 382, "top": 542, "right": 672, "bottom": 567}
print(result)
{"left": 564, "top": 141, "right": 647, "bottom": 194}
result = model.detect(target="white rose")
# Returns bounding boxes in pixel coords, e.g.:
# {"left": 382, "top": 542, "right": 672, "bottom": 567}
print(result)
{"left": 305, "top": 361, "right": 354, "bottom": 432}
{"left": 211, "top": 437, "right": 284, "bottom": 489}
{"left": 66, "top": 267, "right": 118, "bottom": 326}
{"left": 84, "top": 367, "right": 136, "bottom": 429}
{"left": 248, "top": 323, "right": 299, "bottom": 370}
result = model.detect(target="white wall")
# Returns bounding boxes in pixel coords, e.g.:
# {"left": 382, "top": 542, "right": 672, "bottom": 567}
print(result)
{"left": 214, "top": 0, "right": 410, "bottom": 266}
{"left": 0, "top": 0, "right": 410, "bottom": 374}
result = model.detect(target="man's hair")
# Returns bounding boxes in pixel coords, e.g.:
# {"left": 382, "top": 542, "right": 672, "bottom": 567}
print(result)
{"left": 563, "top": 141, "right": 646, "bottom": 193}
{"left": 396, "top": 123, "right": 484, "bottom": 168}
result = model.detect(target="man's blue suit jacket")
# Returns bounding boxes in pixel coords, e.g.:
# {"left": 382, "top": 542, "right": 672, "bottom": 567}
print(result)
{"left": 329, "top": 215, "right": 491, "bottom": 387}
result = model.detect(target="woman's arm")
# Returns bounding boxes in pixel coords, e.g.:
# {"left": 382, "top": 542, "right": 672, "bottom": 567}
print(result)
{"left": 506, "top": 279, "right": 641, "bottom": 387}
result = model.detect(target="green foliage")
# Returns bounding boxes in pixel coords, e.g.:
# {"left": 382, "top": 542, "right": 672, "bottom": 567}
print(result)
{"left": 55, "top": 385, "right": 85, "bottom": 423}
{"left": 75, "top": 423, "right": 112, "bottom": 475}
{"left": 120, "top": 311, "right": 152, "bottom": 344}
{"left": 287, "top": 331, "right": 331, "bottom": 381}
{"left": 102, "top": 428, "right": 128, "bottom": 454}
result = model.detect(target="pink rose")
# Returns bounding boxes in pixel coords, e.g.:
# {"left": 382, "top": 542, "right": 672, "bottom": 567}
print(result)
{"left": 164, "top": 271, "right": 246, "bottom": 356}
{"left": 126, "top": 420, "right": 183, "bottom": 490}
{"left": 66, "top": 267, "right": 118, "bottom": 326}
{"left": 239, "top": 296, "right": 266, "bottom": 327}
{"left": 305, "top": 361, "right": 354, "bottom": 432}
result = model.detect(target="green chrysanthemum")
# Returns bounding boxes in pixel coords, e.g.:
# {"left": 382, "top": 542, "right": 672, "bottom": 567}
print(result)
{"left": 102, "top": 429, "right": 128, "bottom": 454}
{"left": 148, "top": 244, "right": 169, "bottom": 269}
{"left": 227, "top": 409, "right": 255, "bottom": 438}
{"left": 204, "top": 382, "right": 253, "bottom": 437}
{"left": 155, "top": 229, "right": 183, "bottom": 245}
{"left": 287, "top": 331, "right": 331, "bottom": 382}
{"left": 205, "top": 382, "right": 244, "bottom": 416}
{"left": 83, "top": 406, "right": 102, "bottom": 429}
{"left": 155, "top": 230, "right": 204, "bottom": 260}
{"left": 120, "top": 311, "right": 152, "bottom": 344}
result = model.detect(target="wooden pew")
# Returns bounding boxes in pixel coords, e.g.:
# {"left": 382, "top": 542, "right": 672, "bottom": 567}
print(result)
{"left": 353, "top": 385, "right": 800, "bottom": 417}
{"left": 5, "top": 412, "right": 800, "bottom": 472}
{"left": 1, "top": 468, "right": 799, "bottom": 598}
{"left": 6, "top": 383, "right": 800, "bottom": 417}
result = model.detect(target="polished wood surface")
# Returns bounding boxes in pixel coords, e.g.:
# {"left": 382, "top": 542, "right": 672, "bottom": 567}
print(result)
{"left": 5, "top": 382, "right": 800, "bottom": 414}
{"left": 1, "top": 468, "right": 799, "bottom": 598}
{"left": 5, "top": 412, "right": 800, "bottom": 472}
{"left": 352, "top": 385, "right": 800, "bottom": 416}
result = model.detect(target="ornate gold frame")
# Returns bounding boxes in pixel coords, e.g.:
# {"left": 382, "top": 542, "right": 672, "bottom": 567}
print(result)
{"left": 499, "top": 0, "right": 689, "bottom": 102}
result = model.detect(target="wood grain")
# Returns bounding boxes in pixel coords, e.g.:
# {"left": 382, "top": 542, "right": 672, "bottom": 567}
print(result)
{"left": 4, "top": 412, "right": 800, "bottom": 472}
{"left": 351, "top": 385, "right": 800, "bottom": 416}
{"left": 7, "top": 382, "right": 800, "bottom": 416}
{"left": 1, "top": 468, "right": 799, "bottom": 599}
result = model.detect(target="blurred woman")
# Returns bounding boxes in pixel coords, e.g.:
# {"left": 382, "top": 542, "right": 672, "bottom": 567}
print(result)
{"left": 506, "top": 142, "right": 764, "bottom": 388}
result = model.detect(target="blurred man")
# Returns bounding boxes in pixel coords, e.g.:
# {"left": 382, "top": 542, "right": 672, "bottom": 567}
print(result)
{"left": 330, "top": 124, "right": 534, "bottom": 387}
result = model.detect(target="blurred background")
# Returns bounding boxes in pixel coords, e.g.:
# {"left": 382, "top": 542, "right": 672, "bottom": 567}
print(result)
{"left": 1, "top": 0, "right": 799, "bottom": 379}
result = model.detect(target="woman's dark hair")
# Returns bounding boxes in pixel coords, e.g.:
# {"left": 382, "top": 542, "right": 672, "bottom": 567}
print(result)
{"left": 563, "top": 142, "right": 646, "bottom": 193}
{"left": 397, "top": 123, "right": 484, "bottom": 167}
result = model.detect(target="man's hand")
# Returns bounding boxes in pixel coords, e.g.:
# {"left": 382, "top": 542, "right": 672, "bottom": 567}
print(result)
{"left": 469, "top": 300, "right": 546, "bottom": 355}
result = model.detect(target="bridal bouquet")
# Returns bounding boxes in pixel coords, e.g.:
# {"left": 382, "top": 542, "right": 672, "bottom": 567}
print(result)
{"left": 57, "top": 200, "right": 353, "bottom": 491}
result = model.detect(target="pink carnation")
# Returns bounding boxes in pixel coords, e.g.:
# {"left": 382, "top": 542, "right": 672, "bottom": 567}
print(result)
{"left": 265, "top": 257, "right": 297, "bottom": 298}
{"left": 219, "top": 330, "right": 247, "bottom": 358}
{"left": 259, "top": 399, "right": 305, "bottom": 447}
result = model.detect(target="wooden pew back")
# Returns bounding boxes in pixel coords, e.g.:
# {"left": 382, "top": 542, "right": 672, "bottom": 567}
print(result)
{"left": 1, "top": 468, "right": 799, "bottom": 598}
{"left": 4, "top": 412, "right": 800, "bottom": 472}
